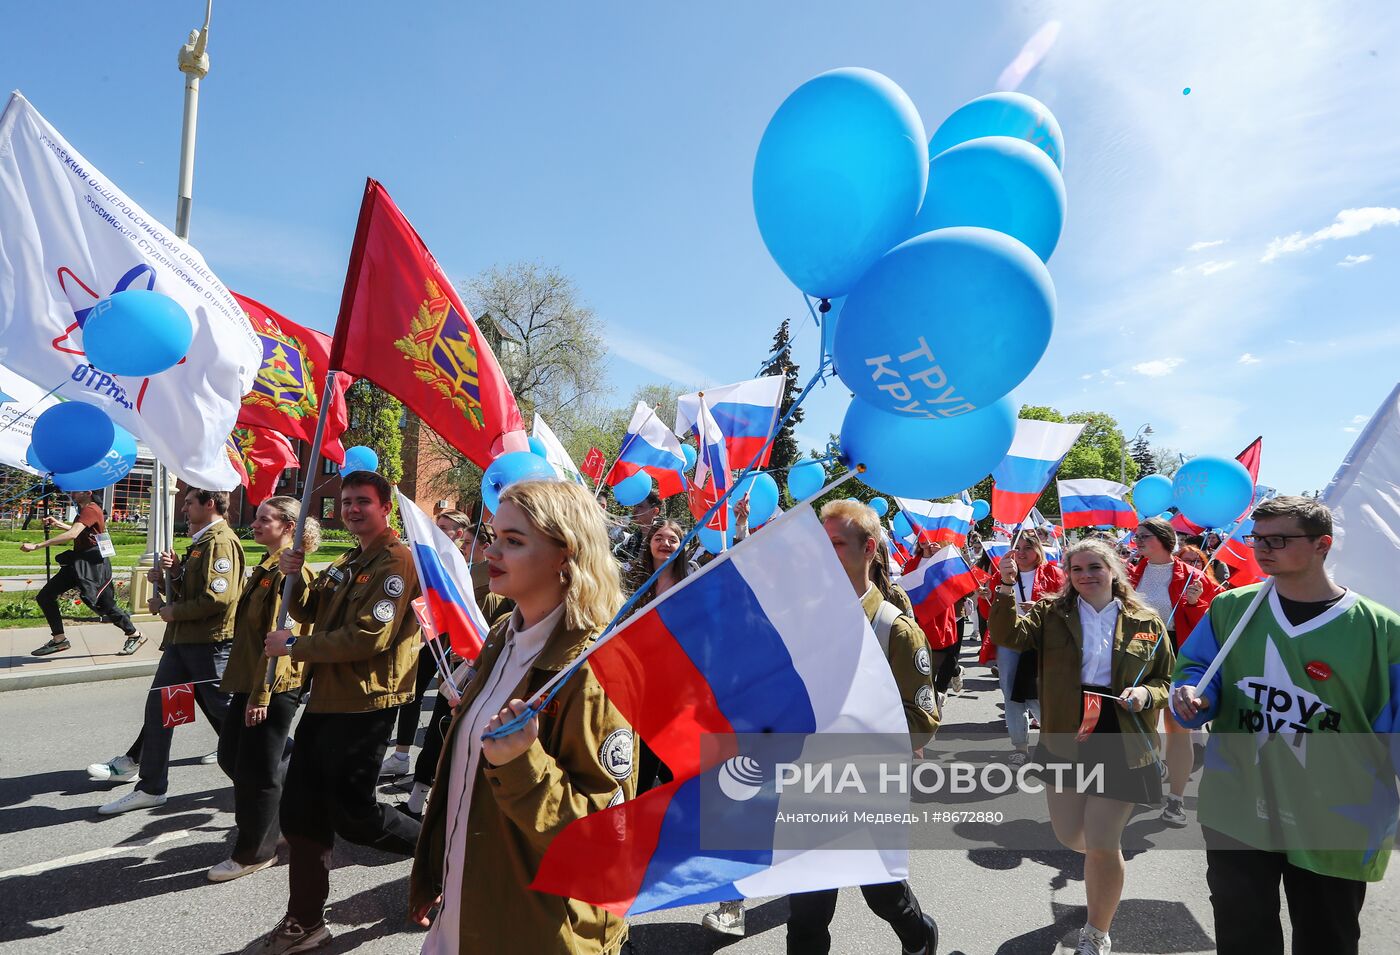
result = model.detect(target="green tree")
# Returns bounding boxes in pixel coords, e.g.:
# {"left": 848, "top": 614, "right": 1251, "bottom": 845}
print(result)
{"left": 757, "top": 318, "right": 803, "bottom": 473}
{"left": 344, "top": 380, "right": 404, "bottom": 485}
{"left": 1130, "top": 429, "right": 1156, "bottom": 477}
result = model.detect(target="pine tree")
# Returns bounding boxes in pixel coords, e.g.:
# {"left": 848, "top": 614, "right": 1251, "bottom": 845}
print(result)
{"left": 1130, "top": 429, "right": 1156, "bottom": 477}
{"left": 758, "top": 317, "right": 803, "bottom": 473}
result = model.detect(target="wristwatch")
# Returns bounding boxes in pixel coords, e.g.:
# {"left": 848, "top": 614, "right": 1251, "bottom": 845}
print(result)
{"left": 284, "top": 635, "right": 298, "bottom": 649}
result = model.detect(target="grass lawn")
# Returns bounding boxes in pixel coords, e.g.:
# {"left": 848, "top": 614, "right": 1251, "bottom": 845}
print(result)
{"left": 0, "top": 534, "right": 355, "bottom": 568}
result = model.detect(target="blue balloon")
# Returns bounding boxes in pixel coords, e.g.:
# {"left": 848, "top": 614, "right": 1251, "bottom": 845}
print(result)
{"left": 1131, "top": 474, "right": 1174, "bottom": 517}
{"left": 840, "top": 396, "right": 1016, "bottom": 499}
{"left": 528, "top": 436, "right": 550, "bottom": 459}
{"left": 787, "top": 460, "right": 826, "bottom": 500}
{"left": 52, "top": 426, "right": 138, "bottom": 491}
{"left": 892, "top": 511, "right": 914, "bottom": 539}
{"left": 869, "top": 496, "right": 889, "bottom": 517}
{"left": 339, "top": 445, "right": 380, "bottom": 477}
{"left": 1172, "top": 456, "right": 1254, "bottom": 529}
{"left": 25, "top": 443, "right": 48, "bottom": 473}
{"left": 482, "top": 451, "right": 558, "bottom": 512}
{"left": 821, "top": 297, "right": 844, "bottom": 372}
{"left": 929, "top": 91, "right": 1065, "bottom": 170}
{"left": 31, "top": 402, "right": 115, "bottom": 474}
{"left": 833, "top": 227, "right": 1054, "bottom": 418}
{"left": 82, "top": 290, "right": 194, "bottom": 377}
{"left": 698, "top": 524, "right": 734, "bottom": 555}
{"left": 612, "top": 471, "right": 654, "bottom": 509}
{"left": 735, "top": 472, "right": 780, "bottom": 526}
{"left": 915, "top": 136, "right": 1066, "bottom": 262}
{"left": 753, "top": 68, "right": 928, "bottom": 298}
{"left": 971, "top": 499, "right": 991, "bottom": 522}
{"left": 682, "top": 444, "right": 698, "bottom": 472}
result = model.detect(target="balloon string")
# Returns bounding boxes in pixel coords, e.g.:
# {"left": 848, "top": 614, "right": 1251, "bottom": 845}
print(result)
{"left": 0, "top": 374, "right": 71, "bottom": 438}
{"left": 0, "top": 478, "right": 58, "bottom": 510}
{"left": 485, "top": 360, "right": 838, "bottom": 740}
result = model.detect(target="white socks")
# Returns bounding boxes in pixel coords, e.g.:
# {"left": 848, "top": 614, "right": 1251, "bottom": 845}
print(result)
{"left": 406, "top": 781, "right": 430, "bottom": 815}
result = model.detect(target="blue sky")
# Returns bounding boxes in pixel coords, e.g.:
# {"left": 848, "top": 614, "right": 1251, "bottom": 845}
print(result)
{"left": 4, "top": 1, "right": 1399, "bottom": 494}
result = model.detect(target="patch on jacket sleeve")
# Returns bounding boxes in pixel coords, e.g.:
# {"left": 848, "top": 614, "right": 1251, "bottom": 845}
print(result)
{"left": 384, "top": 575, "right": 405, "bottom": 598}
{"left": 213, "top": 557, "right": 232, "bottom": 574}
{"left": 599, "top": 728, "right": 635, "bottom": 780}
{"left": 914, "top": 647, "right": 931, "bottom": 675}
{"left": 915, "top": 685, "right": 936, "bottom": 715}
{"left": 372, "top": 599, "right": 395, "bottom": 623}
{"left": 607, "top": 788, "right": 625, "bottom": 808}
{"left": 211, "top": 578, "right": 228, "bottom": 593}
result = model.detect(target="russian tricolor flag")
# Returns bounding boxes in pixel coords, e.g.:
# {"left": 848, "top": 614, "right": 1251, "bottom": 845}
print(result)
{"left": 606, "top": 402, "right": 689, "bottom": 498}
{"left": 395, "top": 490, "right": 489, "bottom": 661}
{"left": 894, "top": 498, "right": 974, "bottom": 548}
{"left": 1057, "top": 478, "right": 1138, "bottom": 530}
{"left": 530, "top": 505, "right": 909, "bottom": 915}
{"left": 982, "top": 537, "right": 1012, "bottom": 569}
{"left": 687, "top": 398, "right": 731, "bottom": 533}
{"left": 676, "top": 376, "right": 784, "bottom": 470}
{"left": 991, "top": 419, "right": 1084, "bottom": 525}
{"left": 899, "top": 546, "right": 980, "bottom": 620}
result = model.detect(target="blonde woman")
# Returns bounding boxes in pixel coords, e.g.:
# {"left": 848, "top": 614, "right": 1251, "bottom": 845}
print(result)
{"left": 210, "top": 497, "right": 318, "bottom": 883}
{"left": 410, "top": 480, "right": 635, "bottom": 955}
{"left": 990, "top": 538, "right": 1174, "bottom": 955}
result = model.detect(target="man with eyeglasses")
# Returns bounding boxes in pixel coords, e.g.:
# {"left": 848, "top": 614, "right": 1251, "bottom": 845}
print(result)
{"left": 1171, "top": 496, "right": 1400, "bottom": 955}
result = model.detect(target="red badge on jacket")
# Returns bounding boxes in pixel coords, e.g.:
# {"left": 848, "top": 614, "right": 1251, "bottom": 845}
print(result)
{"left": 1305, "top": 660, "right": 1332, "bottom": 681}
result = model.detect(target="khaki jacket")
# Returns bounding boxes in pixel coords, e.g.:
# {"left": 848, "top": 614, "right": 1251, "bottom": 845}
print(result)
{"left": 862, "top": 587, "right": 939, "bottom": 749}
{"left": 167, "top": 521, "right": 245, "bottom": 644}
{"left": 989, "top": 592, "right": 1175, "bottom": 768}
{"left": 219, "top": 547, "right": 314, "bottom": 705}
{"left": 286, "top": 527, "right": 422, "bottom": 714}
{"left": 410, "top": 615, "right": 635, "bottom": 955}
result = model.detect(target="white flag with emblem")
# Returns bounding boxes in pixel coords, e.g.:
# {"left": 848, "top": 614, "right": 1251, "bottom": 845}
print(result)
{"left": 1322, "top": 382, "right": 1400, "bottom": 613}
{"left": 0, "top": 363, "right": 61, "bottom": 475}
{"left": 0, "top": 92, "right": 260, "bottom": 489}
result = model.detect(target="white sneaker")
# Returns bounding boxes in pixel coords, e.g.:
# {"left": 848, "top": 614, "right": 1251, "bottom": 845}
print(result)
{"left": 701, "top": 900, "right": 746, "bottom": 936}
{"left": 949, "top": 669, "right": 964, "bottom": 695}
{"left": 1075, "top": 925, "right": 1112, "bottom": 955}
{"left": 379, "top": 751, "right": 411, "bottom": 777}
{"left": 1161, "top": 796, "right": 1188, "bottom": 827}
{"left": 208, "top": 856, "right": 276, "bottom": 882}
{"left": 98, "top": 789, "right": 166, "bottom": 815}
{"left": 88, "top": 755, "right": 138, "bottom": 782}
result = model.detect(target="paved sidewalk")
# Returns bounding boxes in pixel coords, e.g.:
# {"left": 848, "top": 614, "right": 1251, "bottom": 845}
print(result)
{"left": 0, "top": 619, "right": 165, "bottom": 692}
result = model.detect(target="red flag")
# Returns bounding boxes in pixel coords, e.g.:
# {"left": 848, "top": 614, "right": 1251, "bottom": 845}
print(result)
{"left": 160, "top": 684, "right": 196, "bottom": 728}
{"left": 328, "top": 180, "right": 525, "bottom": 469}
{"left": 1217, "top": 538, "right": 1267, "bottom": 587}
{"left": 580, "top": 447, "right": 607, "bottom": 483}
{"left": 224, "top": 433, "right": 250, "bottom": 487}
{"left": 686, "top": 476, "right": 728, "bottom": 533}
{"left": 1173, "top": 437, "right": 1264, "bottom": 534}
{"left": 231, "top": 427, "right": 300, "bottom": 506}
{"left": 1076, "top": 692, "right": 1102, "bottom": 742}
{"left": 233, "top": 292, "right": 351, "bottom": 464}
{"left": 411, "top": 595, "right": 439, "bottom": 643}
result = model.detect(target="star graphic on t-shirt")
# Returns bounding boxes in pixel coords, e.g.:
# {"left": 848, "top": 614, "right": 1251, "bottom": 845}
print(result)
{"left": 1235, "top": 637, "right": 1326, "bottom": 767}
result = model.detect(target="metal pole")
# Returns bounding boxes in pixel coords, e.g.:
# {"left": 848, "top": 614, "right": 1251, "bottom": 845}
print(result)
{"left": 145, "top": 1, "right": 212, "bottom": 601}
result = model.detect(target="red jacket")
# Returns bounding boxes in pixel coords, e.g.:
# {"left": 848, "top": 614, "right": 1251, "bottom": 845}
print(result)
{"left": 1127, "top": 556, "right": 1222, "bottom": 643}
{"left": 977, "top": 562, "right": 1065, "bottom": 663}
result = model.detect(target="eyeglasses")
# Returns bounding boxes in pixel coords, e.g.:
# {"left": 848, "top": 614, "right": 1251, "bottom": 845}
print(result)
{"left": 1243, "top": 533, "right": 1317, "bottom": 551}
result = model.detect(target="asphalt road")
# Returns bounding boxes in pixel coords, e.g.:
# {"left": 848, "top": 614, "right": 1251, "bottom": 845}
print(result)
{"left": 2, "top": 651, "right": 1396, "bottom": 954}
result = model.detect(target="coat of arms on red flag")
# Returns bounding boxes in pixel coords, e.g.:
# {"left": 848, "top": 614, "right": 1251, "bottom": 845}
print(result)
{"left": 581, "top": 447, "right": 607, "bottom": 483}
{"left": 328, "top": 179, "right": 525, "bottom": 469}
{"left": 161, "top": 684, "right": 196, "bottom": 728}
{"left": 230, "top": 427, "right": 300, "bottom": 506}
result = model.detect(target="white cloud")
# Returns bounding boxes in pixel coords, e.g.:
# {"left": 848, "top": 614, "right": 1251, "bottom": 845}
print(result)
{"left": 1351, "top": 414, "right": 1369, "bottom": 424}
{"left": 997, "top": 21, "right": 1061, "bottom": 91}
{"left": 1172, "top": 259, "right": 1236, "bottom": 277}
{"left": 1261, "top": 207, "right": 1400, "bottom": 262}
{"left": 1080, "top": 372, "right": 1094, "bottom": 380}
{"left": 1132, "top": 358, "right": 1183, "bottom": 377}
{"left": 1238, "top": 353, "right": 1261, "bottom": 364}
{"left": 1187, "top": 239, "right": 1227, "bottom": 252}
{"left": 1338, "top": 253, "right": 1373, "bottom": 267}
{"left": 606, "top": 324, "right": 717, "bottom": 388}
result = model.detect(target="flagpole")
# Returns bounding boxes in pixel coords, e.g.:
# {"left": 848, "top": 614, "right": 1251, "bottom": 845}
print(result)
{"left": 265, "top": 370, "right": 337, "bottom": 685}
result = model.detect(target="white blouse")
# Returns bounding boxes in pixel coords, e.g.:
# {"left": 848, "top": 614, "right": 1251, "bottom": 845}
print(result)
{"left": 1077, "top": 597, "right": 1120, "bottom": 687}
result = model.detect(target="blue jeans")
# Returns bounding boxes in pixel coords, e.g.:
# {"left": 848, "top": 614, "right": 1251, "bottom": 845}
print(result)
{"left": 136, "top": 642, "right": 232, "bottom": 796}
{"left": 996, "top": 645, "right": 1040, "bottom": 750}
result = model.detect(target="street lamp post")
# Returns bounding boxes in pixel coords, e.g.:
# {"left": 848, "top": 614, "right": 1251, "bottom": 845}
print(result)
{"left": 139, "top": 2, "right": 212, "bottom": 604}
{"left": 1122, "top": 423, "right": 1152, "bottom": 485}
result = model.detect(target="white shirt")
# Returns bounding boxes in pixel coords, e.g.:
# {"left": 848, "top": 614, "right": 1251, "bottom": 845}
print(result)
{"left": 423, "top": 602, "right": 565, "bottom": 955}
{"left": 1135, "top": 560, "right": 1175, "bottom": 631}
{"left": 1016, "top": 569, "right": 1038, "bottom": 601}
{"left": 189, "top": 516, "right": 224, "bottom": 544}
{"left": 1077, "top": 597, "right": 1120, "bottom": 686}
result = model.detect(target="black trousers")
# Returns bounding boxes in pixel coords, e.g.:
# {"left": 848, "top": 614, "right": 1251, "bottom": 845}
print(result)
{"left": 35, "top": 563, "right": 135, "bottom": 637}
{"left": 280, "top": 709, "right": 421, "bottom": 926}
{"left": 136, "top": 643, "right": 232, "bottom": 796}
{"left": 217, "top": 691, "right": 300, "bottom": 864}
{"left": 1204, "top": 827, "right": 1367, "bottom": 955}
{"left": 787, "top": 880, "right": 927, "bottom": 954}
{"left": 394, "top": 646, "right": 438, "bottom": 747}
{"left": 412, "top": 691, "right": 455, "bottom": 786}
{"left": 929, "top": 646, "right": 959, "bottom": 695}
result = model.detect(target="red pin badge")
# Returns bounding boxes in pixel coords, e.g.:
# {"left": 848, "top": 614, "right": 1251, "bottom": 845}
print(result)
{"left": 1305, "top": 660, "right": 1332, "bottom": 681}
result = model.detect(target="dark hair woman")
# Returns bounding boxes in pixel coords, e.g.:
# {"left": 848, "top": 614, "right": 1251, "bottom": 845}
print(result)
{"left": 990, "top": 539, "right": 1174, "bottom": 955}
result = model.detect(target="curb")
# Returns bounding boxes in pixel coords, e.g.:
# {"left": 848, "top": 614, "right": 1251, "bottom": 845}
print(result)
{"left": 0, "top": 659, "right": 158, "bottom": 692}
